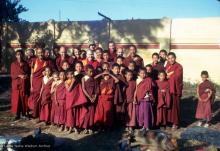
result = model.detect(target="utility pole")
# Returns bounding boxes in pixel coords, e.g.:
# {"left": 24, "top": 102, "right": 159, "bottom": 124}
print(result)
{"left": 98, "top": 12, "right": 112, "bottom": 41}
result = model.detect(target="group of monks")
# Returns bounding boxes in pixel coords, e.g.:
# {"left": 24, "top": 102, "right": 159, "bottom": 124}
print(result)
{"left": 10, "top": 41, "right": 214, "bottom": 134}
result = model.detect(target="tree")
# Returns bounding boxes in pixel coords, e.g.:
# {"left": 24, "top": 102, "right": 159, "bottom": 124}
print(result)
{"left": 0, "top": 0, "right": 27, "bottom": 70}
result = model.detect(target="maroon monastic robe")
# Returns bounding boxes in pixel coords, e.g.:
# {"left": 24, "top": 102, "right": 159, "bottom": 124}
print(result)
{"left": 114, "top": 74, "right": 127, "bottom": 123}
{"left": 39, "top": 78, "right": 53, "bottom": 122}
{"left": 10, "top": 60, "right": 30, "bottom": 115}
{"left": 81, "top": 76, "right": 99, "bottom": 129}
{"left": 125, "top": 80, "right": 136, "bottom": 127}
{"left": 195, "top": 80, "right": 216, "bottom": 121}
{"left": 94, "top": 78, "right": 115, "bottom": 128}
{"left": 28, "top": 58, "right": 48, "bottom": 118}
{"left": 136, "top": 77, "right": 154, "bottom": 128}
{"left": 156, "top": 80, "right": 170, "bottom": 126}
{"left": 165, "top": 62, "right": 183, "bottom": 125}
{"left": 53, "top": 82, "right": 66, "bottom": 125}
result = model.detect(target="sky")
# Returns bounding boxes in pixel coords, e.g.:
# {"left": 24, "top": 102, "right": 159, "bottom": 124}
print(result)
{"left": 20, "top": 0, "right": 220, "bottom": 22}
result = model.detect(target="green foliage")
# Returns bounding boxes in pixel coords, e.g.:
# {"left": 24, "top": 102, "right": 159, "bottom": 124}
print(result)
{"left": 0, "top": 0, "right": 28, "bottom": 22}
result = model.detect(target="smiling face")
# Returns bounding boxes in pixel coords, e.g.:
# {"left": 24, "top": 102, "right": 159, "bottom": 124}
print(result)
{"left": 36, "top": 48, "right": 44, "bottom": 59}
{"left": 168, "top": 54, "right": 176, "bottom": 65}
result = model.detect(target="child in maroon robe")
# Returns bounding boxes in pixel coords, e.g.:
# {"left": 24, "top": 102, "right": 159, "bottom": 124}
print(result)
{"left": 135, "top": 68, "right": 154, "bottom": 131}
{"left": 50, "top": 72, "right": 59, "bottom": 125}
{"left": 53, "top": 71, "right": 66, "bottom": 131}
{"left": 124, "top": 70, "right": 136, "bottom": 132}
{"left": 81, "top": 65, "right": 99, "bottom": 134}
{"left": 73, "top": 61, "right": 88, "bottom": 131}
{"left": 156, "top": 71, "right": 170, "bottom": 128}
{"left": 111, "top": 63, "right": 127, "bottom": 125}
{"left": 11, "top": 50, "right": 29, "bottom": 120}
{"left": 64, "top": 70, "right": 76, "bottom": 133}
{"left": 38, "top": 67, "right": 53, "bottom": 124}
{"left": 195, "top": 71, "right": 216, "bottom": 128}
{"left": 94, "top": 70, "right": 119, "bottom": 130}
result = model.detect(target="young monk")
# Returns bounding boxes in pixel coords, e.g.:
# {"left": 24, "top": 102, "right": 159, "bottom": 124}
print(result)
{"left": 38, "top": 67, "right": 53, "bottom": 124}
{"left": 50, "top": 72, "right": 59, "bottom": 125}
{"left": 53, "top": 71, "right": 66, "bottom": 131}
{"left": 166, "top": 52, "right": 183, "bottom": 129}
{"left": 102, "top": 51, "right": 111, "bottom": 64}
{"left": 116, "top": 56, "right": 124, "bottom": 66}
{"left": 195, "top": 71, "right": 216, "bottom": 128}
{"left": 28, "top": 48, "right": 48, "bottom": 118}
{"left": 73, "top": 61, "right": 88, "bottom": 131}
{"left": 94, "top": 70, "right": 119, "bottom": 130}
{"left": 65, "top": 70, "right": 77, "bottom": 133}
{"left": 81, "top": 65, "right": 99, "bottom": 134}
{"left": 151, "top": 53, "right": 165, "bottom": 81}
{"left": 11, "top": 50, "right": 30, "bottom": 120}
{"left": 112, "top": 63, "right": 127, "bottom": 125}
{"left": 135, "top": 68, "right": 154, "bottom": 132}
{"left": 124, "top": 70, "right": 136, "bottom": 132}
{"left": 128, "top": 61, "right": 138, "bottom": 80}
{"left": 156, "top": 71, "right": 170, "bottom": 128}
{"left": 61, "top": 61, "right": 70, "bottom": 72}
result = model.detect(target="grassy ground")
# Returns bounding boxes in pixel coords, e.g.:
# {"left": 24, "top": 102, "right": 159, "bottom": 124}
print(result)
{"left": 0, "top": 82, "right": 220, "bottom": 151}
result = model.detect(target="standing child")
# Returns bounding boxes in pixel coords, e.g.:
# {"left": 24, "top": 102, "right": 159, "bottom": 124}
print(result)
{"left": 94, "top": 70, "right": 119, "bottom": 130}
{"left": 73, "top": 61, "right": 88, "bottom": 131}
{"left": 196, "top": 71, "right": 216, "bottom": 128}
{"left": 156, "top": 71, "right": 170, "bottom": 128}
{"left": 112, "top": 63, "right": 127, "bottom": 125}
{"left": 65, "top": 70, "right": 76, "bottom": 133}
{"left": 38, "top": 67, "right": 53, "bottom": 124}
{"left": 135, "top": 68, "right": 154, "bottom": 132}
{"left": 81, "top": 65, "right": 99, "bottom": 134}
{"left": 50, "top": 72, "right": 59, "bottom": 125}
{"left": 124, "top": 70, "right": 136, "bottom": 132}
{"left": 53, "top": 71, "right": 66, "bottom": 131}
